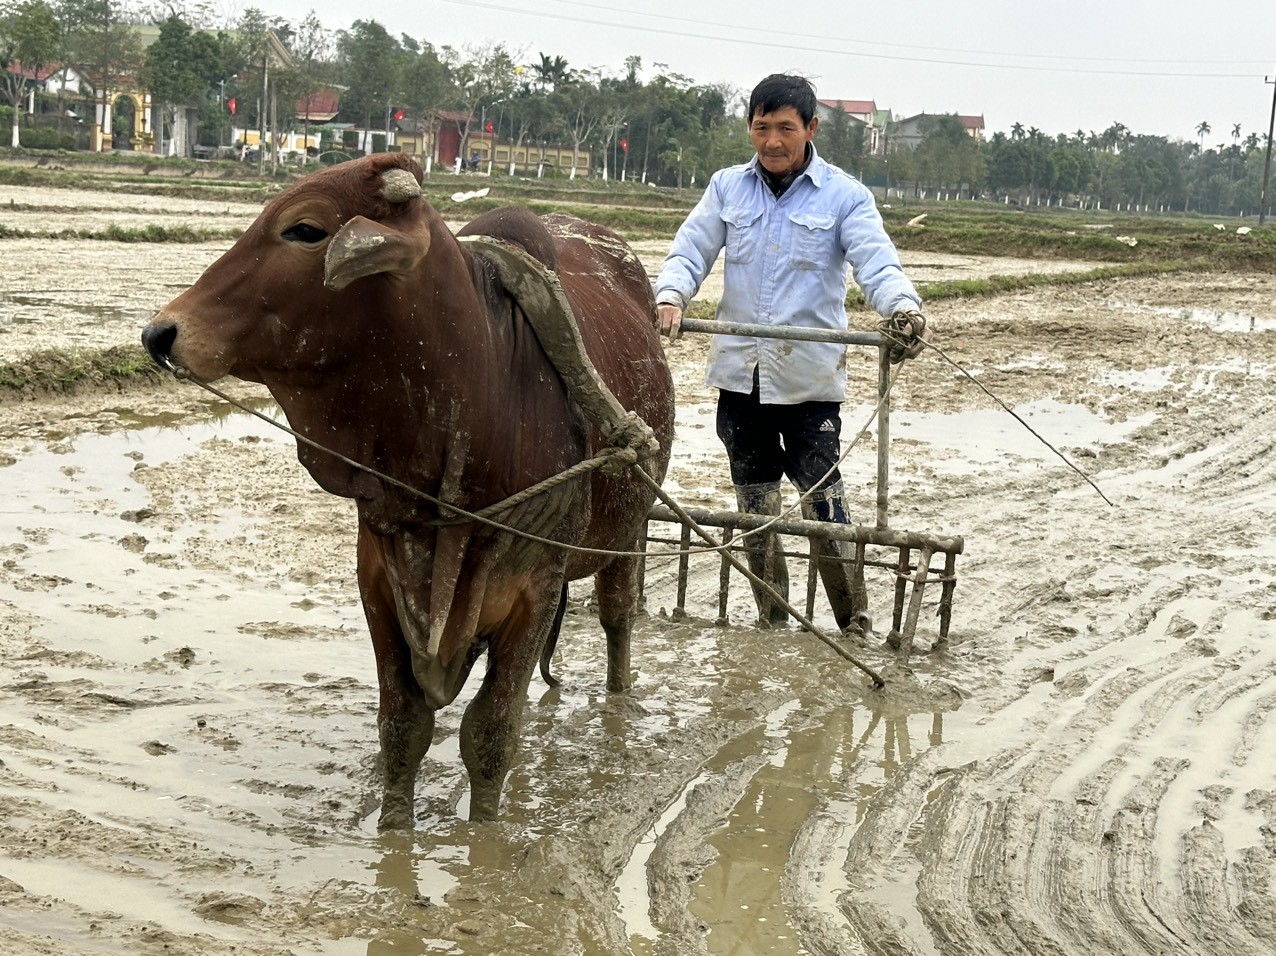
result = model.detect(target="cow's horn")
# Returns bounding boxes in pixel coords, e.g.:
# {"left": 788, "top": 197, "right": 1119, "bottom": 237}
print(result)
{"left": 380, "top": 168, "right": 421, "bottom": 203}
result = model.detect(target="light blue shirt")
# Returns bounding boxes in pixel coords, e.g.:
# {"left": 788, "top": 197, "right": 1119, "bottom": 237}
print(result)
{"left": 655, "top": 146, "right": 920, "bottom": 404}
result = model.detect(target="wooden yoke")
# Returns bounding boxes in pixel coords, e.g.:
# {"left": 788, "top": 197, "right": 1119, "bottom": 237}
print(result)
{"left": 460, "top": 235, "right": 660, "bottom": 472}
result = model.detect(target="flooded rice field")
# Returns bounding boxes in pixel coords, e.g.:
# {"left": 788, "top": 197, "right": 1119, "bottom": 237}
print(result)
{"left": 2, "top": 182, "right": 1276, "bottom": 954}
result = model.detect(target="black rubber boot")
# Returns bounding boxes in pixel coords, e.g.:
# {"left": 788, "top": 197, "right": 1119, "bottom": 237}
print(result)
{"left": 801, "top": 482, "right": 871, "bottom": 636}
{"left": 735, "top": 482, "right": 789, "bottom": 628}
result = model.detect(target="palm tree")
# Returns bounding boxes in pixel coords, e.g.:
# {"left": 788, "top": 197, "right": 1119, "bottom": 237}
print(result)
{"left": 1196, "top": 120, "right": 1210, "bottom": 149}
{"left": 1010, "top": 121, "right": 1025, "bottom": 140}
{"left": 532, "top": 53, "right": 571, "bottom": 92}
{"left": 1232, "top": 123, "right": 1242, "bottom": 146}
{"left": 1101, "top": 122, "right": 1128, "bottom": 153}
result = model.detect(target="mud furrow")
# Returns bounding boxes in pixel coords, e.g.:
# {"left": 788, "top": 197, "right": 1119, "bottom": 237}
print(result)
{"left": 646, "top": 750, "right": 773, "bottom": 954}
{"left": 1179, "top": 820, "right": 1263, "bottom": 953}
{"left": 783, "top": 813, "right": 871, "bottom": 956}
{"left": 905, "top": 632, "right": 1261, "bottom": 954}
{"left": 839, "top": 748, "right": 957, "bottom": 955}
{"left": 1235, "top": 692, "right": 1276, "bottom": 767}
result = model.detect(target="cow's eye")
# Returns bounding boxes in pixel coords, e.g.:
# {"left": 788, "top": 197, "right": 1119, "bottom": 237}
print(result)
{"left": 281, "top": 222, "right": 328, "bottom": 244}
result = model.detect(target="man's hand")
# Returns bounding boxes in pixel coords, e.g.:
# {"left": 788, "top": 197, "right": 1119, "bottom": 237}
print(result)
{"left": 885, "top": 309, "right": 931, "bottom": 363}
{"left": 656, "top": 303, "right": 684, "bottom": 340}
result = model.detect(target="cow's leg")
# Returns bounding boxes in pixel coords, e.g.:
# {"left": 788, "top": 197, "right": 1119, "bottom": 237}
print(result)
{"left": 460, "top": 583, "right": 561, "bottom": 821}
{"left": 358, "top": 527, "right": 434, "bottom": 831}
{"left": 596, "top": 554, "right": 639, "bottom": 692}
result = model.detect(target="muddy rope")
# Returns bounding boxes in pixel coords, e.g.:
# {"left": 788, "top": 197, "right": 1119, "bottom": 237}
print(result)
{"left": 177, "top": 376, "right": 886, "bottom": 686}
{"left": 181, "top": 373, "right": 891, "bottom": 562}
{"left": 880, "top": 328, "right": 1116, "bottom": 508}
{"left": 183, "top": 377, "right": 643, "bottom": 554}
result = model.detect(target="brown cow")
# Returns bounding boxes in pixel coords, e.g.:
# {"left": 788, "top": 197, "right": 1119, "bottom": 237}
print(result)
{"left": 141, "top": 153, "right": 675, "bottom": 827}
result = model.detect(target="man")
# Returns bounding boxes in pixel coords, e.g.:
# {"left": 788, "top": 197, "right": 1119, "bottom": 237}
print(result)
{"left": 654, "top": 73, "right": 929, "bottom": 632}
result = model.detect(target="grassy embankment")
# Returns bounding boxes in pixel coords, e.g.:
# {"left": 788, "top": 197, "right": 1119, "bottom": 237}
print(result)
{"left": 2, "top": 149, "right": 1273, "bottom": 399}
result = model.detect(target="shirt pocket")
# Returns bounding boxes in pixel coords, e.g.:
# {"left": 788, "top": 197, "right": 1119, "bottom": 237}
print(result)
{"left": 789, "top": 210, "right": 838, "bottom": 271}
{"left": 722, "top": 206, "right": 764, "bottom": 264}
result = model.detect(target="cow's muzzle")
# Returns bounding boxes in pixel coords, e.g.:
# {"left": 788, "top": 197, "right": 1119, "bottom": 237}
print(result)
{"left": 141, "top": 322, "right": 183, "bottom": 375}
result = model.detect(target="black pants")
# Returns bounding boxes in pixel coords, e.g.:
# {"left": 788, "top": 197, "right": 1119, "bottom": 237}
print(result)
{"left": 715, "top": 376, "right": 842, "bottom": 492}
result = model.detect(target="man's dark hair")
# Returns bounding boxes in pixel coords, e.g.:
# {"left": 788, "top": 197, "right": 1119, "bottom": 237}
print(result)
{"left": 747, "top": 74, "right": 817, "bottom": 126}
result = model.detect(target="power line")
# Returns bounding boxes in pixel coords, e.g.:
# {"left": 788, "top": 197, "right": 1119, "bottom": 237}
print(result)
{"left": 529, "top": 0, "right": 1274, "bottom": 68}
{"left": 440, "top": 0, "right": 1267, "bottom": 78}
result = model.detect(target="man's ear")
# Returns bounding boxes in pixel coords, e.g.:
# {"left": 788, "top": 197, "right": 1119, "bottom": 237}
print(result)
{"left": 807, "top": 116, "right": 820, "bottom": 137}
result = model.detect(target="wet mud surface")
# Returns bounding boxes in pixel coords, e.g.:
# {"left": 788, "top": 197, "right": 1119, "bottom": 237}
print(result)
{"left": 2, "top": 193, "right": 1276, "bottom": 954}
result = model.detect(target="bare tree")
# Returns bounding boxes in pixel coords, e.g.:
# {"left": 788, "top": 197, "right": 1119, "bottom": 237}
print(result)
{"left": 439, "top": 40, "right": 522, "bottom": 169}
{"left": 290, "top": 11, "right": 330, "bottom": 164}
{"left": 553, "top": 67, "right": 603, "bottom": 179}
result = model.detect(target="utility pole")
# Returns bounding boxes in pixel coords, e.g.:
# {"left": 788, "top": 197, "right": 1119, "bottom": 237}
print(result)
{"left": 1260, "top": 70, "right": 1276, "bottom": 226}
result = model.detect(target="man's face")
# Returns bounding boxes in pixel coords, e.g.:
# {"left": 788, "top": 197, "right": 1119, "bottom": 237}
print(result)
{"left": 749, "top": 106, "right": 818, "bottom": 176}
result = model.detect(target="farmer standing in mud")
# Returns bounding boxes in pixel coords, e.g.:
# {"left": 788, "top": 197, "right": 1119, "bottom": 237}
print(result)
{"left": 654, "top": 73, "right": 930, "bottom": 633}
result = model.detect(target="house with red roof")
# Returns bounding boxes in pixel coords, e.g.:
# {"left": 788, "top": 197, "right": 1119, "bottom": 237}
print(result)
{"left": 815, "top": 98, "right": 890, "bottom": 154}
{"left": 892, "top": 112, "right": 986, "bottom": 150}
{"left": 816, "top": 99, "right": 987, "bottom": 155}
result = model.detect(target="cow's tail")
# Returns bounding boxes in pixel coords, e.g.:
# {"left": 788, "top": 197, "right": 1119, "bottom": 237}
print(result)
{"left": 539, "top": 582, "right": 569, "bottom": 688}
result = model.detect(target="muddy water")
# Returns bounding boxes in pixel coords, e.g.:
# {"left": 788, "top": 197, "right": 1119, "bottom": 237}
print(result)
{"left": 3, "top": 247, "right": 1276, "bottom": 954}
{"left": 0, "top": 392, "right": 976, "bottom": 954}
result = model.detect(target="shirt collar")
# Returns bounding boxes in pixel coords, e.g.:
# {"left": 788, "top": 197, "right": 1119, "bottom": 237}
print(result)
{"left": 748, "top": 143, "right": 827, "bottom": 194}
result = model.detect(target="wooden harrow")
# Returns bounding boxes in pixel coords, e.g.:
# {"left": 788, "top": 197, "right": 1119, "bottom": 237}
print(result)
{"left": 639, "top": 320, "right": 965, "bottom": 655}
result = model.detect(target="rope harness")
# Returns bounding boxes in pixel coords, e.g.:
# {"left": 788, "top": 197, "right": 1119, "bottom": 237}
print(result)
{"left": 169, "top": 248, "right": 1111, "bottom": 691}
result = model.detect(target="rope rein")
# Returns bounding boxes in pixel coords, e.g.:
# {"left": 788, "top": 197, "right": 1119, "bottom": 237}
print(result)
{"left": 188, "top": 377, "right": 650, "bottom": 558}
{"left": 184, "top": 363, "right": 895, "bottom": 564}
{"left": 167, "top": 318, "right": 1111, "bottom": 690}
{"left": 908, "top": 335, "right": 1116, "bottom": 507}
{"left": 181, "top": 374, "right": 891, "bottom": 685}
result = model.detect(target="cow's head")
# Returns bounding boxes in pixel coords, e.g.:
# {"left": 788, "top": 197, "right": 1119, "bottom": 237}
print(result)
{"left": 142, "top": 153, "right": 437, "bottom": 384}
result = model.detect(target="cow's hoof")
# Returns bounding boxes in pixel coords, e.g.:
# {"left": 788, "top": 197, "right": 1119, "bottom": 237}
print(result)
{"left": 377, "top": 802, "right": 414, "bottom": 831}
{"left": 467, "top": 794, "right": 500, "bottom": 822}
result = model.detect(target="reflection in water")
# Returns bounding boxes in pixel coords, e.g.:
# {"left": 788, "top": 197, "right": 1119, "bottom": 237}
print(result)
{"left": 686, "top": 706, "right": 946, "bottom": 956}
{"left": 366, "top": 833, "right": 432, "bottom": 956}
{"left": 358, "top": 832, "right": 465, "bottom": 956}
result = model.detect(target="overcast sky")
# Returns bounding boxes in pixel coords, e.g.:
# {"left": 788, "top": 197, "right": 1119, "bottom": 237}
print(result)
{"left": 252, "top": 0, "right": 1276, "bottom": 144}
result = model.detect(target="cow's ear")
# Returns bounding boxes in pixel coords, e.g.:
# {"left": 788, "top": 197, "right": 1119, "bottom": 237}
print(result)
{"left": 324, "top": 215, "right": 432, "bottom": 290}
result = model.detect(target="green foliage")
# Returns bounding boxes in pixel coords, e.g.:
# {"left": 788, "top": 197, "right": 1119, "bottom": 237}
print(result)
{"left": 16, "top": 127, "right": 76, "bottom": 148}
{"left": 0, "top": 220, "right": 243, "bottom": 242}
{"left": 1, "top": 0, "right": 61, "bottom": 144}
{"left": 138, "top": 14, "right": 232, "bottom": 154}
{"left": 336, "top": 20, "right": 403, "bottom": 130}
{"left": 0, "top": 345, "right": 168, "bottom": 399}
{"left": 397, "top": 38, "right": 448, "bottom": 122}
{"left": 977, "top": 124, "right": 1270, "bottom": 217}
{"left": 140, "top": 16, "right": 219, "bottom": 106}
{"left": 819, "top": 105, "right": 866, "bottom": 172}
{"left": 912, "top": 114, "right": 985, "bottom": 195}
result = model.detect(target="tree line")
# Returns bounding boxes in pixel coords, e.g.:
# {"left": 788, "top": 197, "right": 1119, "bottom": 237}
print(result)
{"left": 2, "top": 0, "right": 1271, "bottom": 215}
